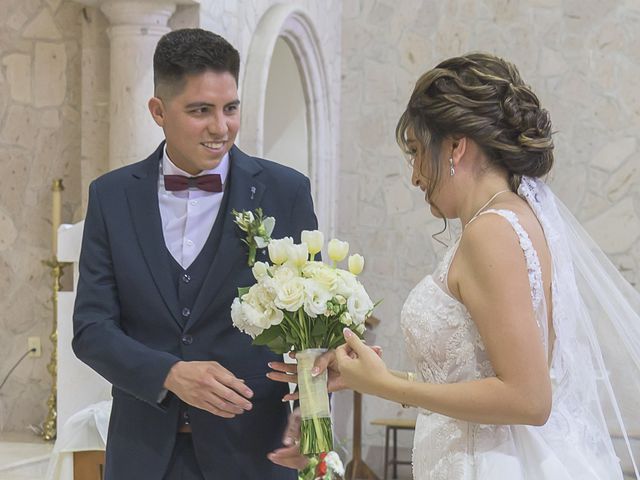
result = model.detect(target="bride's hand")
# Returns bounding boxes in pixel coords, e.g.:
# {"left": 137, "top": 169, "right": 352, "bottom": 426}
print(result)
{"left": 335, "top": 328, "right": 392, "bottom": 396}
{"left": 267, "top": 344, "right": 383, "bottom": 402}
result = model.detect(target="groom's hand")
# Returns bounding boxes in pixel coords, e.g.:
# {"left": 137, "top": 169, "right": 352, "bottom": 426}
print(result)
{"left": 164, "top": 361, "right": 254, "bottom": 418}
{"left": 267, "top": 407, "right": 309, "bottom": 470}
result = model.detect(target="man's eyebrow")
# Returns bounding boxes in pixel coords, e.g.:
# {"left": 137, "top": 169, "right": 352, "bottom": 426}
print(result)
{"left": 185, "top": 99, "right": 241, "bottom": 109}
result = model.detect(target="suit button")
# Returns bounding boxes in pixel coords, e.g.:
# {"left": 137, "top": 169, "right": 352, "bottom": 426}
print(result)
{"left": 182, "top": 273, "right": 191, "bottom": 283}
{"left": 181, "top": 307, "right": 191, "bottom": 317}
{"left": 182, "top": 334, "right": 193, "bottom": 345}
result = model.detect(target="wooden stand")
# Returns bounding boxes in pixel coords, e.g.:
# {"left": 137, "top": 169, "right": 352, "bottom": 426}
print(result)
{"left": 73, "top": 450, "right": 105, "bottom": 480}
{"left": 344, "top": 392, "right": 379, "bottom": 480}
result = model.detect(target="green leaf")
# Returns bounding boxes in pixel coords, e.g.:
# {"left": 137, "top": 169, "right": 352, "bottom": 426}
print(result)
{"left": 311, "top": 317, "right": 328, "bottom": 337}
{"left": 237, "top": 286, "right": 251, "bottom": 297}
{"left": 252, "top": 325, "right": 283, "bottom": 346}
{"left": 255, "top": 236, "right": 269, "bottom": 248}
{"left": 257, "top": 336, "right": 288, "bottom": 355}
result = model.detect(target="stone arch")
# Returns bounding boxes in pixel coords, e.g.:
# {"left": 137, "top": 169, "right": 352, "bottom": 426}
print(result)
{"left": 240, "top": 4, "right": 336, "bottom": 234}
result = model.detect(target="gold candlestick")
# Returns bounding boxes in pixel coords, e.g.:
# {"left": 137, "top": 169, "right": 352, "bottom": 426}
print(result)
{"left": 42, "top": 179, "right": 67, "bottom": 441}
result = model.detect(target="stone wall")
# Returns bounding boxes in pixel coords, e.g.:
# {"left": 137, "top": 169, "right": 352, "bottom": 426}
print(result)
{"left": 0, "top": 0, "right": 82, "bottom": 432}
{"left": 339, "top": 0, "right": 640, "bottom": 473}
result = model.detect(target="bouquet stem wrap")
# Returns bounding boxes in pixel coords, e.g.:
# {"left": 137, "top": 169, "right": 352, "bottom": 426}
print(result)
{"left": 297, "top": 348, "right": 333, "bottom": 455}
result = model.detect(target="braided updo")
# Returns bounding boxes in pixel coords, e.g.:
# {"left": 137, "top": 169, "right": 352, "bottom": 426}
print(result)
{"left": 396, "top": 52, "right": 554, "bottom": 194}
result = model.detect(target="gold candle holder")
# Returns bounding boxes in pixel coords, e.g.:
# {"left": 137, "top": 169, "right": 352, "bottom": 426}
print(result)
{"left": 41, "top": 179, "right": 69, "bottom": 441}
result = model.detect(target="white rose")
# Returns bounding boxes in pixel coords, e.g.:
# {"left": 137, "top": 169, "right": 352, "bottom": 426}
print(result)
{"left": 252, "top": 261, "right": 269, "bottom": 280}
{"left": 231, "top": 299, "right": 264, "bottom": 338}
{"left": 355, "top": 322, "right": 366, "bottom": 335}
{"left": 231, "top": 297, "right": 246, "bottom": 329}
{"left": 245, "top": 284, "right": 275, "bottom": 308}
{"left": 303, "top": 279, "right": 332, "bottom": 317}
{"left": 286, "top": 242, "right": 309, "bottom": 269}
{"left": 328, "top": 238, "right": 349, "bottom": 263}
{"left": 303, "top": 262, "right": 338, "bottom": 293}
{"left": 268, "top": 237, "right": 294, "bottom": 265}
{"left": 242, "top": 302, "right": 271, "bottom": 330}
{"left": 301, "top": 230, "right": 324, "bottom": 256}
{"left": 262, "top": 302, "right": 284, "bottom": 327}
{"left": 272, "top": 264, "right": 299, "bottom": 284}
{"left": 274, "top": 277, "right": 306, "bottom": 312}
{"left": 348, "top": 254, "right": 365, "bottom": 275}
{"left": 335, "top": 269, "right": 358, "bottom": 297}
{"left": 347, "top": 283, "right": 374, "bottom": 325}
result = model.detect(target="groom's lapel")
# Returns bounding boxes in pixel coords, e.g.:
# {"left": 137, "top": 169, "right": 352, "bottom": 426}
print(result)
{"left": 188, "top": 146, "right": 266, "bottom": 328}
{"left": 125, "top": 144, "right": 182, "bottom": 327}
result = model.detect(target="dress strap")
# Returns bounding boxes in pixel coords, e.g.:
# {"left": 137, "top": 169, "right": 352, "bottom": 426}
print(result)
{"left": 472, "top": 209, "right": 544, "bottom": 312}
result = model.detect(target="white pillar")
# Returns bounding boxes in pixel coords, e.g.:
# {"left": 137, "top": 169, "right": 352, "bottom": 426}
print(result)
{"left": 100, "top": 0, "right": 176, "bottom": 169}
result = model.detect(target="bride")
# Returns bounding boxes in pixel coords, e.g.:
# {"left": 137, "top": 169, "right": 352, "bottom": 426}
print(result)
{"left": 268, "top": 53, "right": 639, "bottom": 479}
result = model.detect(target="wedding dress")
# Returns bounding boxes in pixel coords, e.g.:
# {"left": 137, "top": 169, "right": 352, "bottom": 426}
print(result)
{"left": 400, "top": 177, "right": 639, "bottom": 479}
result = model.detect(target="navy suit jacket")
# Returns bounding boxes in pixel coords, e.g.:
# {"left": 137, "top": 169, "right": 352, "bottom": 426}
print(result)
{"left": 73, "top": 143, "right": 317, "bottom": 479}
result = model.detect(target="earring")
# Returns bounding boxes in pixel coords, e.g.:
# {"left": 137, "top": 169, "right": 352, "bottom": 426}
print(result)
{"left": 449, "top": 157, "right": 455, "bottom": 176}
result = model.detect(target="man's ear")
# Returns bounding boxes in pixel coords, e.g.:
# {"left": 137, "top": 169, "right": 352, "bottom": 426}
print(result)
{"left": 148, "top": 96, "right": 165, "bottom": 127}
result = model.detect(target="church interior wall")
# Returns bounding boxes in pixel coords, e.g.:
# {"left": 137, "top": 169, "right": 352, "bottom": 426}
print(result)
{"left": 0, "top": 0, "right": 83, "bottom": 433}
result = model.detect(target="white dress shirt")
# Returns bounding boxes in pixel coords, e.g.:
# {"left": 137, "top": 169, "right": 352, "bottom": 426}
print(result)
{"left": 158, "top": 145, "right": 229, "bottom": 269}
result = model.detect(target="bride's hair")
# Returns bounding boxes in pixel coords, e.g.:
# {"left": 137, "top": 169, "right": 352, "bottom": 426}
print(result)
{"left": 396, "top": 52, "right": 554, "bottom": 195}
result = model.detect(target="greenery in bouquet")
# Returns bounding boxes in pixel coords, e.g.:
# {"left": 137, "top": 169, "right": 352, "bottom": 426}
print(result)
{"left": 230, "top": 222, "right": 376, "bottom": 456}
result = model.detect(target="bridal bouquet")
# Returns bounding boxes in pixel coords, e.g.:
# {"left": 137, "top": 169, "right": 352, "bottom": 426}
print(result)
{"left": 231, "top": 227, "right": 375, "bottom": 456}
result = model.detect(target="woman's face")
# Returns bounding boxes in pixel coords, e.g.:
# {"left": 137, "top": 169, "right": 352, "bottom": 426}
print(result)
{"left": 406, "top": 131, "right": 454, "bottom": 218}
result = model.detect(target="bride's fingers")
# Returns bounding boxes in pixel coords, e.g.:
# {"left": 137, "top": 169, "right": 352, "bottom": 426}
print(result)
{"left": 372, "top": 345, "right": 383, "bottom": 357}
{"left": 269, "top": 361, "right": 297, "bottom": 374}
{"left": 267, "top": 371, "right": 298, "bottom": 384}
{"left": 311, "top": 350, "right": 336, "bottom": 377}
{"left": 335, "top": 344, "right": 352, "bottom": 364}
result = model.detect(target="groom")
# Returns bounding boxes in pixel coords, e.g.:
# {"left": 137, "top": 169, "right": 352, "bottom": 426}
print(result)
{"left": 73, "top": 28, "right": 316, "bottom": 479}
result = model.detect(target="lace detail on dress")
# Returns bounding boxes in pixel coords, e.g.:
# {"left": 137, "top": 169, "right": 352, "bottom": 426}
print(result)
{"left": 476, "top": 209, "right": 544, "bottom": 313}
{"left": 436, "top": 240, "right": 460, "bottom": 285}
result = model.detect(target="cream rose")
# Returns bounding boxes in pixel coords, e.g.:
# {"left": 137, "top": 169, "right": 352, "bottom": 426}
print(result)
{"left": 274, "top": 277, "right": 306, "bottom": 312}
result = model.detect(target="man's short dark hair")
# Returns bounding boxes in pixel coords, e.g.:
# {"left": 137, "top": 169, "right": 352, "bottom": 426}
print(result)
{"left": 153, "top": 28, "right": 240, "bottom": 98}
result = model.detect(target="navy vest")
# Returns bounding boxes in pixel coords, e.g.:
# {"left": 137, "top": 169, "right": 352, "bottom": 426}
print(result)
{"left": 167, "top": 183, "right": 231, "bottom": 425}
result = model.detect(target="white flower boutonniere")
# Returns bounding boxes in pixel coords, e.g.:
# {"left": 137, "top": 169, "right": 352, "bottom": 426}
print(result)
{"left": 232, "top": 208, "right": 275, "bottom": 266}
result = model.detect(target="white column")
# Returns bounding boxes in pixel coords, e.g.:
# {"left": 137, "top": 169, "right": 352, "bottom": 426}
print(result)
{"left": 100, "top": 0, "right": 176, "bottom": 169}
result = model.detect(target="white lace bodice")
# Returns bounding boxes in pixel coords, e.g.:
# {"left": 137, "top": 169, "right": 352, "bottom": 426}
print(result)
{"left": 400, "top": 208, "right": 622, "bottom": 480}
{"left": 402, "top": 209, "right": 544, "bottom": 390}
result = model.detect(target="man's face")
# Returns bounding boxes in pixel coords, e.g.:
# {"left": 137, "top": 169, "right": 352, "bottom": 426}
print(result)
{"left": 149, "top": 70, "right": 240, "bottom": 175}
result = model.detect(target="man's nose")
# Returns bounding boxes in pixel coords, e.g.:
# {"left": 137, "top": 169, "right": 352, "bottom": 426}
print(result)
{"left": 208, "top": 113, "right": 228, "bottom": 136}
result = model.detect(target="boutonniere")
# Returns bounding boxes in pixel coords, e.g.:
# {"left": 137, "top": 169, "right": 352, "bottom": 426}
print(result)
{"left": 232, "top": 208, "right": 275, "bottom": 266}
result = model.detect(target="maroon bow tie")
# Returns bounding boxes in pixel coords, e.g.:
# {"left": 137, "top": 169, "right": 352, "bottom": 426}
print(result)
{"left": 163, "top": 174, "right": 223, "bottom": 193}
